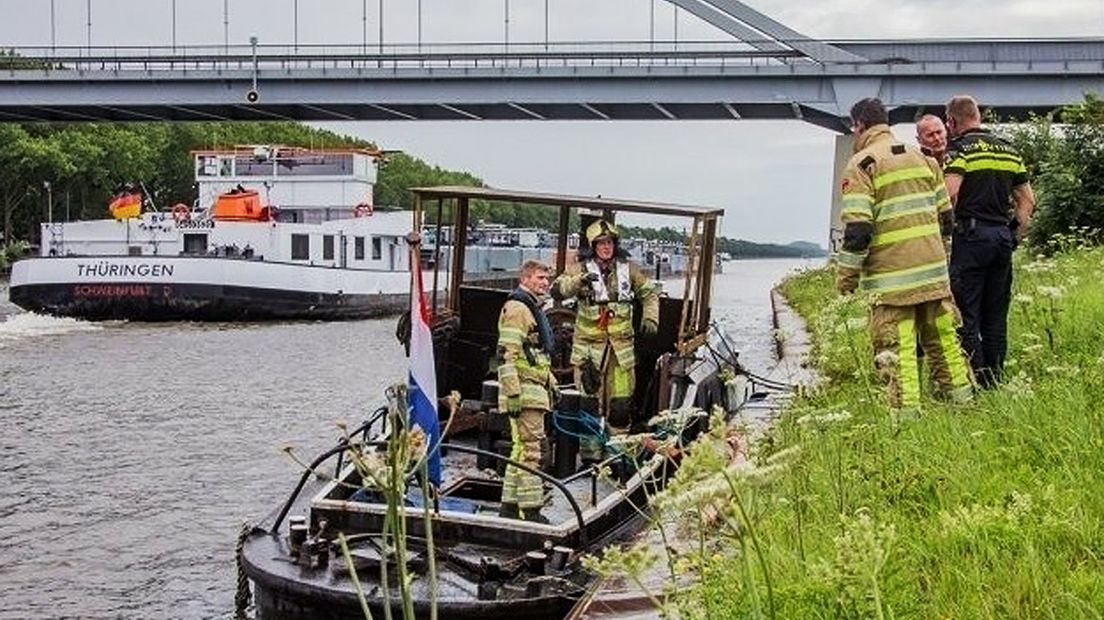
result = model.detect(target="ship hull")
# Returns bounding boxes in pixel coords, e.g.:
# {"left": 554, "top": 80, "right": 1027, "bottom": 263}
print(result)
{"left": 9, "top": 256, "right": 421, "bottom": 321}
{"left": 245, "top": 528, "right": 579, "bottom": 620}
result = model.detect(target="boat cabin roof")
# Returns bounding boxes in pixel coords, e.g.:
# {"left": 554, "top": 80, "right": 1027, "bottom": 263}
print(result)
{"left": 412, "top": 185, "right": 723, "bottom": 350}
{"left": 411, "top": 186, "right": 724, "bottom": 220}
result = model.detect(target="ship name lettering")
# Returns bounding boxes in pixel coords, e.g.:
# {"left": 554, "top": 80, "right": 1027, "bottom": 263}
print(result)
{"left": 77, "top": 262, "right": 174, "bottom": 278}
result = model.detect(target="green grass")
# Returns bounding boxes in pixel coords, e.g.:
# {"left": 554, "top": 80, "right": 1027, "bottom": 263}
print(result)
{"left": 616, "top": 245, "right": 1104, "bottom": 619}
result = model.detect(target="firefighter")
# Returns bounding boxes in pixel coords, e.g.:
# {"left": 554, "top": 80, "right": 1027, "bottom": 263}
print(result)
{"left": 497, "top": 260, "right": 559, "bottom": 523}
{"left": 551, "top": 219, "right": 659, "bottom": 466}
{"left": 835, "top": 98, "right": 974, "bottom": 410}
{"left": 944, "top": 95, "right": 1036, "bottom": 388}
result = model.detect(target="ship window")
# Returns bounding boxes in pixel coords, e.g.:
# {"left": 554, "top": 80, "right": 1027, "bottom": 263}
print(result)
{"left": 291, "top": 234, "right": 310, "bottom": 260}
{"left": 183, "top": 233, "right": 207, "bottom": 254}
{"left": 219, "top": 157, "right": 233, "bottom": 177}
{"left": 276, "top": 153, "right": 354, "bottom": 177}
{"left": 234, "top": 155, "right": 274, "bottom": 176}
{"left": 300, "top": 210, "right": 324, "bottom": 225}
{"left": 354, "top": 236, "right": 365, "bottom": 260}
{"left": 197, "top": 156, "right": 219, "bottom": 177}
{"left": 372, "top": 237, "right": 382, "bottom": 260}
{"left": 323, "top": 235, "right": 334, "bottom": 260}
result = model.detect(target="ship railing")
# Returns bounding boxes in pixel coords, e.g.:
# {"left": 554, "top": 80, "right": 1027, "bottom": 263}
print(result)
{"left": 271, "top": 427, "right": 589, "bottom": 548}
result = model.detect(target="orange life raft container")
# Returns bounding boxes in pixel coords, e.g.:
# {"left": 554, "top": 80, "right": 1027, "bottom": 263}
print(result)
{"left": 212, "top": 187, "right": 266, "bottom": 221}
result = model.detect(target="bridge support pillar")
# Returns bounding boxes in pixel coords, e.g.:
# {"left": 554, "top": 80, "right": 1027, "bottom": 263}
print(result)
{"left": 827, "top": 133, "right": 854, "bottom": 255}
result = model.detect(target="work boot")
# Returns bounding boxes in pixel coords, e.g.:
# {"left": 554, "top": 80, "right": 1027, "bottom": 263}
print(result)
{"left": 519, "top": 508, "right": 550, "bottom": 525}
{"left": 498, "top": 502, "right": 519, "bottom": 519}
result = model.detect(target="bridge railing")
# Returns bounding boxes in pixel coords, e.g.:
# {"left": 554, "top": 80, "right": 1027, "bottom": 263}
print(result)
{"left": 5, "top": 38, "right": 1103, "bottom": 73}
{"left": 0, "top": 40, "right": 811, "bottom": 72}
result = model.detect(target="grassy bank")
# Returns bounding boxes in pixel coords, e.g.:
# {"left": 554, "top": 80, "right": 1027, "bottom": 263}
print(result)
{"left": 620, "top": 243, "right": 1104, "bottom": 619}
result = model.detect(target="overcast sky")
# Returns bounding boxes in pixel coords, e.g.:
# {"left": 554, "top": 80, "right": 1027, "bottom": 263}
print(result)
{"left": 1, "top": 0, "right": 1100, "bottom": 243}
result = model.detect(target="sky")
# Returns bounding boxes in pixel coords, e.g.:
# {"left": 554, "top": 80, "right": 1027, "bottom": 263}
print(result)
{"left": 1, "top": 0, "right": 1100, "bottom": 244}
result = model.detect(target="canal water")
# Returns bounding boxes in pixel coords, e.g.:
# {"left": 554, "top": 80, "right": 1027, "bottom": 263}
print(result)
{"left": 0, "top": 257, "right": 818, "bottom": 619}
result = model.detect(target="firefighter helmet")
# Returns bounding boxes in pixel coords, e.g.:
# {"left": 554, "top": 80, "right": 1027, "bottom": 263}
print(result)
{"left": 585, "top": 219, "right": 619, "bottom": 246}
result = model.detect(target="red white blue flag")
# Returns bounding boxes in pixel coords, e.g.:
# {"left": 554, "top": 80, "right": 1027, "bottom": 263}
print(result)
{"left": 408, "top": 249, "right": 442, "bottom": 486}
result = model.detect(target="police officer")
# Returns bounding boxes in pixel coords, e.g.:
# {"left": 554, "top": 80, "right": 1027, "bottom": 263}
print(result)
{"left": 836, "top": 98, "right": 974, "bottom": 410}
{"left": 551, "top": 220, "right": 659, "bottom": 466}
{"left": 496, "top": 260, "right": 559, "bottom": 523}
{"left": 944, "top": 95, "right": 1036, "bottom": 387}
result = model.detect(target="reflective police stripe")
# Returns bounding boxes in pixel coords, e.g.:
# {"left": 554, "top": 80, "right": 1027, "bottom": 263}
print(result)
{"left": 960, "top": 151, "right": 1024, "bottom": 164}
{"left": 947, "top": 151, "right": 1026, "bottom": 173}
{"left": 861, "top": 260, "right": 949, "bottom": 293}
{"left": 841, "top": 193, "right": 874, "bottom": 217}
{"left": 873, "top": 165, "right": 934, "bottom": 190}
{"left": 957, "top": 158, "right": 1027, "bottom": 174}
{"left": 870, "top": 223, "right": 941, "bottom": 247}
{"left": 874, "top": 190, "right": 939, "bottom": 220}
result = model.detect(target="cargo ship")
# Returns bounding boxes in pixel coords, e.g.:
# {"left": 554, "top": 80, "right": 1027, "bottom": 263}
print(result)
{"left": 9, "top": 146, "right": 427, "bottom": 321}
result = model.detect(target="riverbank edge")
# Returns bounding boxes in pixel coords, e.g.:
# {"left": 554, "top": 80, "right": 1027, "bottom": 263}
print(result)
{"left": 569, "top": 286, "right": 819, "bottom": 619}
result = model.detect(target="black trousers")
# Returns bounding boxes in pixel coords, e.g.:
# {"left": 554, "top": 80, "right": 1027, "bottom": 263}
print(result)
{"left": 949, "top": 222, "right": 1014, "bottom": 387}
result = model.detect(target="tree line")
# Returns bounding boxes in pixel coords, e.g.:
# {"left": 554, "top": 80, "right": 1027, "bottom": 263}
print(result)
{"left": 0, "top": 121, "right": 582, "bottom": 249}
{"left": 0, "top": 120, "right": 820, "bottom": 263}
{"left": 619, "top": 225, "right": 824, "bottom": 259}
{"left": 1004, "top": 94, "right": 1104, "bottom": 248}
{"left": 0, "top": 122, "right": 482, "bottom": 246}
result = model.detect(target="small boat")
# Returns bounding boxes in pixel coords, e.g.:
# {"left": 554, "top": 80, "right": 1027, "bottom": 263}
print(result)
{"left": 240, "top": 187, "right": 762, "bottom": 619}
{"left": 9, "top": 146, "right": 423, "bottom": 321}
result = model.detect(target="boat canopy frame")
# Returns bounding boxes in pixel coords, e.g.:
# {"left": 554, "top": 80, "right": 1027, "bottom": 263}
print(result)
{"left": 410, "top": 185, "right": 723, "bottom": 349}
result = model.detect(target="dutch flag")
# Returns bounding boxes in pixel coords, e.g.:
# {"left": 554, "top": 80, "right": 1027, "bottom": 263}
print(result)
{"left": 408, "top": 249, "right": 442, "bottom": 487}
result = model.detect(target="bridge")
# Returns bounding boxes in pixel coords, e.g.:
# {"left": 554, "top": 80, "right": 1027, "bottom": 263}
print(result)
{"left": 1, "top": 0, "right": 1102, "bottom": 131}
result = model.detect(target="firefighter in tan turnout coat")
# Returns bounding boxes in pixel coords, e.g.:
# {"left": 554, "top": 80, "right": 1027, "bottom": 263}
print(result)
{"left": 835, "top": 98, "right": 974, "bottom": 410}
{"left": 496, "top": 260, "right": 559, "bottom": 523}
{"left": 552, "top": 220, "right": 659, "bottom": 465}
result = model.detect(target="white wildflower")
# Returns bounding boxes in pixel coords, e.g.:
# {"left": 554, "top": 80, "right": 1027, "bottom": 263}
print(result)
{"left": 1036, "top": 285, "right": 1066, "bottom": 299}
{"left": 1044, "top": 365, "right": 1071, "bottom": 374}
{"left": 1022, "top": 260, "right": 1056, "bottom": 273}
{"left": 846, "top": 317, "right": 868, "bottom": 330}
{"left": 1007, "top": 491, "right": 1034, "bottom": 518}
{"left": 796, "top": 410, "right": 853, "bottom": 427}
